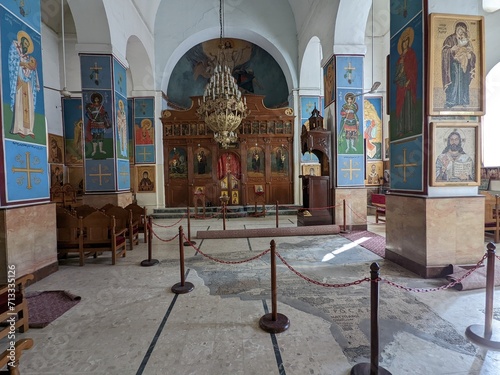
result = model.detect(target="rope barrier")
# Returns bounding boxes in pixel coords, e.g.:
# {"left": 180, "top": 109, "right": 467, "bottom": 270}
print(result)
{"left": 149, "top": 225, "right": 179, "bottom": 243}
{"left": 151, "top": 215, "right": 185, "bottom": 228}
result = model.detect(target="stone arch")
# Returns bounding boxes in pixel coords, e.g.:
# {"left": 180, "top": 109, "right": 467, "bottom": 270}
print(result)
{"left": 299, "top": 36, "right": 323, "bottom": 94}
{"left": 126, "top": 35, "right": 154, "bottom": 93}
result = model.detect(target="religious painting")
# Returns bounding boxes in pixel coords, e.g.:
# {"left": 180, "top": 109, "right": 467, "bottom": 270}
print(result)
{"left": 390, "top": 0, "right": 423, "bottom": 36}
{"left": 194, "top": 147, "right": 211, "bottom": 176}
{"left": 168, "top": 147, "right": 187, "bottom": 178}
{"left": 82, "top": 90, "right": 114, "bottom": 159}
{"left": 231, "top": 191, "right": 239, "bottom": 205}
{"left": 127, "top": 99, "right": 134, "bottom": 164}
{"left": 390, "top": 136, "right": 423, "bottom": 191}
{"left": 137, "top": 165, "right": 155, "bottom": 193}
{"left": 302, "top": 164, "right": 320, "bottom": 176}
{"left": 1, "top": 9, "right": 46, "bottom": 145}
{"left": 194, "top": 186, "right": 205, "bottom": 195}
{"left": 336, "top": 88, "right": 364, "bottom": 156}
{"left": 389, "top": 14, "right": 424, "bottom": 142}
{"left": 486, "top": 167, "right": 499, "bottom": 180}
{"left": 217, "top": 152, "right": 241, "bottom": 180}
{"left": 1, "top": 0, "right": 41, "bottom": 32}
{"left": 247, "top": 146, "right": 264, "bottom": 176}
{"left": 80, "top": 54, "right": 112, "bottom": 90}
{"left": 430, "top": 123, "right": 480, "bottom": 186}
{"left": 48, "top": 134, "right": 64, "bottom": 164}
{"left": 363, "top": 97, "right": 383, "bottom": 161}
{"left": 134, "top": 114, "right": 155, "bottom": 164}
{"left": 115, "top": 95, "right": 128, "bottom": 159}
{"left": 490, "top": 179, "right": 500, "bottom": 191}
{"left": 300, "top": 96, "right": 321, "bottom": 129}
{"left": 337, "top": 155, "right": 365, "bottom": 187}
{"left": 366, "top": 161, "right": 383, "bottom": 186}
{"left": 323, "top": 55, "right": 335, "bottom": 107}
{"left": 85, "top": 159, "right": 115, "bottom": 192}
{"left": 336, "top": 55, "right": 363, "bottom": 89}
{"left": 271, "top": 146, "right": 288, "bottom": 175}
{"left": 428, "top": 14, "right": 485, "bottom": 116}
{"left": 384, "top": 138, "right": 390, "bottom": 160}
{"left": 113, "top": 58, "right": 127, "bottom": 98}
{"left": 117, "top": 159, "right": 130, "bottom": 191}
{"left": 63, "top": 98, "right": 83, "bottom": 165}
{"left": 3, "top": 137, "right": 49, "bottom": 203}
{"left": 50, "top": 164, "right": 64, "bottom": 187}
{"left": 167, "top": 37, "right": 288, "bottom": 109}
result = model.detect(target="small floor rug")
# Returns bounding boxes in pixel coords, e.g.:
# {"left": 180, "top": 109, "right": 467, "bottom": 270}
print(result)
{"left": 27, "top": 291, "right": 81, "bottom": 328}
{"left": 446, "top": 264, "right": 500, "bottom": 291}
{"left": 340, "top": 230, "right": 386, "bottom": 258}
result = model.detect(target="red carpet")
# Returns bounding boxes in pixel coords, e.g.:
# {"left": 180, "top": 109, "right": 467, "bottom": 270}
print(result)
{"left": 340, "top": 230, "right": 386, "bottom": 257}
{"left": 27, "top": 291, "right": 81, "bottom": 328}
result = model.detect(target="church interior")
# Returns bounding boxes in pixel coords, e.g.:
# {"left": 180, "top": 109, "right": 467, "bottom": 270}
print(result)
{"left": 1, "top": 0, "right": 500, "bottom": 373}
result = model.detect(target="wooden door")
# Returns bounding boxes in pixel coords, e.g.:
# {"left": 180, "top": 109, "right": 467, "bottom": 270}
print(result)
{"left": 217, "top": 152, "right": 241, "bottom": 206}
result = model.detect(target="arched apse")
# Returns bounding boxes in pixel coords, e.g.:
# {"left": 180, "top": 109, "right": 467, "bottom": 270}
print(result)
{"left": 483, "top": 63, "right": 500, "bottom": 167}
{"left": 166, "top": 37, "right": 289, "bottom": 109}
{"left": 334, "top": 0, "right": 372, "bottom": 55}
{"left": 299, "top": 36, "right": 323, "bottom": 94}
{"left": 126, "top": 35, "right": 154, "bottom": 93}
{"left": 159, "top": 27, "right": 297, "bottom": 108}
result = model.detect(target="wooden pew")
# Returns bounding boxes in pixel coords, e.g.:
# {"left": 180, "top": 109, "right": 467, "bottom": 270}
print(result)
{"left": 0, "top": 274, "right": 34, "bottom": 341}
{"left": 125, "top": 203, "right": 148, "bottom": 243}
{"left": 0, "top": 338, "right": 34, "bottom": 375}
{"left": 371, "top": 193, "right": 386, "bottom": 223}
{"left": 104, "top": 206, "right": 139, "bottom": 250}
{"left": 483, "top": 192, "right": 500, "bottom": 243}
{"left": 81, "top": 210, "right": 127, "bottom": 265}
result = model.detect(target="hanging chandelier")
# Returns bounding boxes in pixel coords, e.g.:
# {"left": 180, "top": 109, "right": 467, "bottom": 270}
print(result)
{"left": 197, "top": 0, "right": 248, "bottom": 148}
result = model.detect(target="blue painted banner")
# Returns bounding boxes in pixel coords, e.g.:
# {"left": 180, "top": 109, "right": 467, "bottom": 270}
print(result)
{"left": 85, "top": 159, "right": 116, "bottom": 192}
{"left": 5, "top": 140, "right": 49, "bottom": 202}
{"left": 117, "top": 159, "right": 130, "bottom": 191}
{"left": 337, "top": 154, "right": 365, "bottom": 187}
{"left": 390, "top": 135, "right": 424, "bottom": 191}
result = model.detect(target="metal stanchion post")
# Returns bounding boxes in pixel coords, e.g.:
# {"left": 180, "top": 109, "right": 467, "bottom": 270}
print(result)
{"left": 171, "top": 226, "right": 194, "bottom": 294}
{"left": 259, "top": 240, "right": 290, "bottom": 333}
{"left": 350, "top": 263, "right": 391, "bottom": 375}
{"left": 465, "top": 242, "right": 500, "bottom": 349}
{"left": 140, "top": 216, "right": 159, "bottom": 267}
{"left": 275, "top": 201, "right": 279, "bottom": 228}
{"left": 183, "top": 205, "right": 196, "bottom": 246}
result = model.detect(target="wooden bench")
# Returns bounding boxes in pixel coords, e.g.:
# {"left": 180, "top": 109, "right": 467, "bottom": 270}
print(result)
{"left": 81, "top": 210, "right": 127, "bottom": 265}
{"left": 371, "top": 193, "right": 386, "bottom": 223}
{"left": 0, "top": 274, "right": 34, "bottom": 341}
{"left": 483, "top": 192, "right": 500, "bottom": 243}
{"left": 0, "top": 338, "right": 34, "bottom": 374}
{"left": 125, "top": 203, "right": 148, "bottom": 243}
{"left": 104, "top": 206, "right": 139, "bottom": 250}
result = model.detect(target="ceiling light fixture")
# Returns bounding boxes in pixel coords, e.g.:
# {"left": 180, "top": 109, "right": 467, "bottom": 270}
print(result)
{"left": 197, "top": 0, "right": 248, "bottom": 148}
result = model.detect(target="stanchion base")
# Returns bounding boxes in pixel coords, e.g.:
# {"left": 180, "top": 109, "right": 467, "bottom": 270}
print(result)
{"left": 171, "top": 282, "right": 195, "bottom": 294}
{"left": 465, "top": 323, "right": 500, "bottom": 350}
{"left": 350, "top": 363, "right": 392, "bottom": 375}
{"left": 140, "top": 259, "right": 159, "bottom": 267}
{"left": 183, "top": 240, "right": 197, "bottom": 246}
{"left": 259, "top": 313, "right": 290, "bottom": 333}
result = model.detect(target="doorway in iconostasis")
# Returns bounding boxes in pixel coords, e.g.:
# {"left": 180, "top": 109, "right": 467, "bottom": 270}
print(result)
{"left": 217, "top": 152, "right": 241, "bottom": 206}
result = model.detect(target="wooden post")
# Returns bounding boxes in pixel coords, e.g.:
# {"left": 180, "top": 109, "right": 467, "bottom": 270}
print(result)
{"left": 171, "top": 226, "right": 194, "bottom": 294}
{"left": 140, "top": 216, "right": 159, "bottom": 267}
{"left": 465, "top": 242, "right": 500, "bottom": 349}
{"left": 183, "top": 205, "right": 196, "bottom": 246}
{"left": 259, "top": 240, "right": 290, "bottom": 333}
{"left": 275, "top": 201, "right": 279, "bottom": 228}
{"left": 350, "top": 263, "right": 391, "bottom": 375}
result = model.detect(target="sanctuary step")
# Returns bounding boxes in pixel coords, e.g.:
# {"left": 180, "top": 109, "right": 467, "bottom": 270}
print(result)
{"left": 151, "top": 205, "right": 301, "bottom": 219}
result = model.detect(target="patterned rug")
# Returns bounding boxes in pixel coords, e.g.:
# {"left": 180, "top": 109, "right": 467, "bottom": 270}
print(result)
{"left": 27, "top": 291, "right": 81, "bottom": 328}
{"left": 340, "top": 230, "right": 386, "bottom": 257}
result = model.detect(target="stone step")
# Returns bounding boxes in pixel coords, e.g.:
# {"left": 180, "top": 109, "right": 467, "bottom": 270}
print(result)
{"left": 151, "top": 205, "right": 301, "bottom": 219}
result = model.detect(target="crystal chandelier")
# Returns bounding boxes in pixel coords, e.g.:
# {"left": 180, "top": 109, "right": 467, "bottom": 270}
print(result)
{"left": 197, "top": 0, "right": 248, "bottom": 148}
